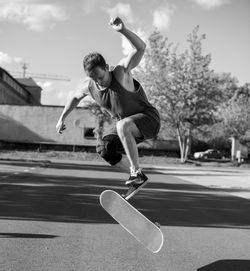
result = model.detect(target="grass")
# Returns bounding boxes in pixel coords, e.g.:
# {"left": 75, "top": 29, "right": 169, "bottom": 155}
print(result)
{"left": 0, "top": 149, "right": 181, "bottom": 166}
{"left": 1, "top": 149, "right": 249, "bottom": 169}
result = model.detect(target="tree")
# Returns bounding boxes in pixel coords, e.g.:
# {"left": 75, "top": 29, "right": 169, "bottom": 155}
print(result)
{"left": 191, "top": 72, "right": 239, "bottom": 145}
{"left": 214, "top": 72, "right": 239, "bottom": 102}
{"left": 215, "top": 83, "right": 250, "bottom": 140}
{"left": 134, "top": 26, "right": 223, "bottom": 162}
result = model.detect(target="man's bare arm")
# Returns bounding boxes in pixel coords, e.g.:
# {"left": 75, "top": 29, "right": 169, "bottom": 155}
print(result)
{"left": 109, "top": 17, "right": 146, "bottom": 72}
{"left": 56, "top": 81, "right": 89, "bottom": 134}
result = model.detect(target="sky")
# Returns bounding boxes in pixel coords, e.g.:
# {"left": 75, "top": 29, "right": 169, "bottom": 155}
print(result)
{"left": 0, "top": 0, "right": 249, "bottom": 106}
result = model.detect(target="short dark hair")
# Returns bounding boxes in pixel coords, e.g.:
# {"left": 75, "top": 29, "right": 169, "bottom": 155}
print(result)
{"left": 83, "top": 52, "right": 107, "bottom": 72}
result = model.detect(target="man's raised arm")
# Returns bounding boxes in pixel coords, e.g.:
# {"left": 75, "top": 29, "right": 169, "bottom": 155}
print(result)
{"left": 109, "top": 17, "right": 146, "bottom": 72}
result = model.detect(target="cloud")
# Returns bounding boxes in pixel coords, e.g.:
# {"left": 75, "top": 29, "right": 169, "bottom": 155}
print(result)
{"left": 152, "top": 5, "right": 174, "bottom": 31}
{"left": 40, "top": 78, "right": 85, "bottom": 106}
{"left": 191, "top": 0, "right": 230, "bottom": 9}
{"left": 0, "top": 51, "right": 23, "bottom": 65}
{"left": 0, "top": 0, "right": 68, "bottom": 31}
{"left": 121, "top": 28, "right": 147, "bottom": 56}
{"left": 121, "top": 36, "right": 132, "bottom": 56}
{"left": 0, "top": 52, "right": 12, "bottom": 65}
{"left": 37, "top": 80, "right": 53, "bottom": 92}
{"left": 13, "top": 57, "right": 23, "bottom": 64}
{"left": 39, "top": 80, "right": 74, "bottom": 105}
{"left": 105, "top": 2, "right": 134, "bottom": 23}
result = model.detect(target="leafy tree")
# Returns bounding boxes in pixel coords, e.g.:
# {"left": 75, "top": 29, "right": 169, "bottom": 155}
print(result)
{"left": 192, "top": 72, "right": 239, "bottom": 144}
{"left": 134, "top": 26, "right": 222, "bottom": 162}
{"left": 215, "top": 83, "right": 250, "bottom": 140}
{"left": 214, "top": 72, "right": 238, "bottom": 101}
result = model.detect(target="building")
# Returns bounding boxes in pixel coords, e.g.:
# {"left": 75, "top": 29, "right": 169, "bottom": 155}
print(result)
{"left": 0, "top": 66, "right": 99, "bottom": 147}
{"left": 0, "top": 104, "right": 97, "bottom": 146}
{"left": 0, "top": 67, "right": 42, "bottom": 105}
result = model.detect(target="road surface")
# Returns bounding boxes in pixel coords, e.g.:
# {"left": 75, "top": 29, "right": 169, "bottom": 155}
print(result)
{"left": 0, "top": 159, "right": 250, "bottom": 271}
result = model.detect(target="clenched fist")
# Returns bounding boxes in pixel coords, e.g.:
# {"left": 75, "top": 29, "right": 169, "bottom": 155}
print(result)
{"left": 109, "top": 17, "right": 125, "bottom": 32}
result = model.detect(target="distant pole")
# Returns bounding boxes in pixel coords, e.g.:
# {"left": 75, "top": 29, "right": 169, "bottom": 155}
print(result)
{"left": 22, "top": 63, "right": 28, "bottom": 78}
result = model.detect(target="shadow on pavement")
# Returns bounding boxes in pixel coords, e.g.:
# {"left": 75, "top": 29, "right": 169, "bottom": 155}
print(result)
{"left": 198, "top": 259, "right": 250, "bottom": 271}
{"left": 0, "top": 233, "right": 59, "bottom": 239}
{"left": 1, "top": 163, "right": 250, "bottom": 230}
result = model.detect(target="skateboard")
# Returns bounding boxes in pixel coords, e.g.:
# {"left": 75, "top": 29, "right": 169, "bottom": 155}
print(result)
{"left": 99, "top": 190, "right": 164, "bottom": 253}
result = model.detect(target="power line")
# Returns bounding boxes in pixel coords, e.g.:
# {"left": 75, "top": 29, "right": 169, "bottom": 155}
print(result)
{"left": 8, "top": 63, "right": 71, "bottom": 82}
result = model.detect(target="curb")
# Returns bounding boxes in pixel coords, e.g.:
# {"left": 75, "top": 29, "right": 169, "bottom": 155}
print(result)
{"left": 0, "top": 157, "right": 249, "bottom": 173}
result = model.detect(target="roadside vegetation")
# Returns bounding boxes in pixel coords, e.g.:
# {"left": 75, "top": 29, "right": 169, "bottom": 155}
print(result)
{"left": 133, "top": 26, "right": 250, "bottom": 163}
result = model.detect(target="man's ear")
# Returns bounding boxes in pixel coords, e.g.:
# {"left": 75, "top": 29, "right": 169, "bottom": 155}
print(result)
{"left": 105, "top": 64, "right": 109, "bottom": 71}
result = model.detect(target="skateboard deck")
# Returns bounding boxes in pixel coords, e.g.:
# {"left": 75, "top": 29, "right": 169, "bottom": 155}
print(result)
{"left": 99, "top": 190, "right": 164, "bottom": 253}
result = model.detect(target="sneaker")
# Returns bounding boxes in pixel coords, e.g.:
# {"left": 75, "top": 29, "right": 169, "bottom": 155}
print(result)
{"left": 125, "top": 168, "right": 148, "bottom": 186}
{"left": 123, "top": 170, "right": 148, "bottom": 200}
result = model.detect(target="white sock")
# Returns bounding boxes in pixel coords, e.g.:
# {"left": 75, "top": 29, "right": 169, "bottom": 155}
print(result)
{"left": 130, "top": 167, "right": 141, "bottom": 176}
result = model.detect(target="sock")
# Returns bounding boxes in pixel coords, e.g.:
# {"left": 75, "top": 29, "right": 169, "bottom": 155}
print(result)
{"left": 130, "top": 167, "right": 141, "bottom": 176}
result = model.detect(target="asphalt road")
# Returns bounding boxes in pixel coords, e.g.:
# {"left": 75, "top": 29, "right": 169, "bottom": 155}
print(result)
{"left": 0, "top": 159, "right": 250, "bottom": 271}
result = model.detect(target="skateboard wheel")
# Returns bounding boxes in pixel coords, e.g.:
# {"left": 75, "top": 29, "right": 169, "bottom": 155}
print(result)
{"left": 155, "top": 222, "right": 161, "bottom": 228}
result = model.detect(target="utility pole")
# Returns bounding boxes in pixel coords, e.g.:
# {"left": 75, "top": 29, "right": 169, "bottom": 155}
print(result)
{"left": 22, "top": 63, "right": 28, "bottom": 78}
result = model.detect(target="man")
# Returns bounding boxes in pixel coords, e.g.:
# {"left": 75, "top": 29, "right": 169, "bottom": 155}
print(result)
{"left": 56, "top": 17, "right": 160, "bottom": 200}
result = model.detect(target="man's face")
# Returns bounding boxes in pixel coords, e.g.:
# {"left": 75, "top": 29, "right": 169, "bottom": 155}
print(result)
{"left": 86, "top": 65, "right": 111, "bottom": 88}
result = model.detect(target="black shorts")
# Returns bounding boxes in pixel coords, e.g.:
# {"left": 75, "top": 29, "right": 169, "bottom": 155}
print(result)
{"left": 104, "top": 111, "right": 160, "bottom": 140}
{"left": 96, "top": 112, "right": 160, "bottom": 165}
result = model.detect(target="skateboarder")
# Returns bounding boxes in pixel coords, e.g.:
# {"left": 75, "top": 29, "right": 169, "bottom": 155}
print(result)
{"left": 56, "top": 17, "right": 160, "bottom": 199}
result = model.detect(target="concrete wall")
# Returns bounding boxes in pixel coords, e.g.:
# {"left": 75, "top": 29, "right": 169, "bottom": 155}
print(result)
{"left": 0, "top": 104, "right": 181, "bottom": 153}
{"left": 0, "top": 105, "right": 97, "bottom": 146}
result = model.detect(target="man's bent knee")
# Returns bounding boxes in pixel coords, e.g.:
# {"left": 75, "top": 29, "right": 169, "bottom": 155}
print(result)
{"left": 116, "top": 118, "right": 141, "bottom": 138}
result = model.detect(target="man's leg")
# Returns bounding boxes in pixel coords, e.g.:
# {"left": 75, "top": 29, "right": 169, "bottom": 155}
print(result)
{"left": 113, "top": 154, "right": 130, "bottom": 174}
{"left": 116, "top": 117, "right": 141, "bottom": 173}
{"left": 116, "top": 117, "right": 148, "bottom": 199}
{"left": 96, "top": 120, "right": 148, "bottom": 200}
{"left": 96, "top": 134, "right": 130, "bottom": 174}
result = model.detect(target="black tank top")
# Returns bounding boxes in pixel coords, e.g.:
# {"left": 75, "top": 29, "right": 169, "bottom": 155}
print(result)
{"left": 88, "top": 71, "right": 159, "bottom": 121}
